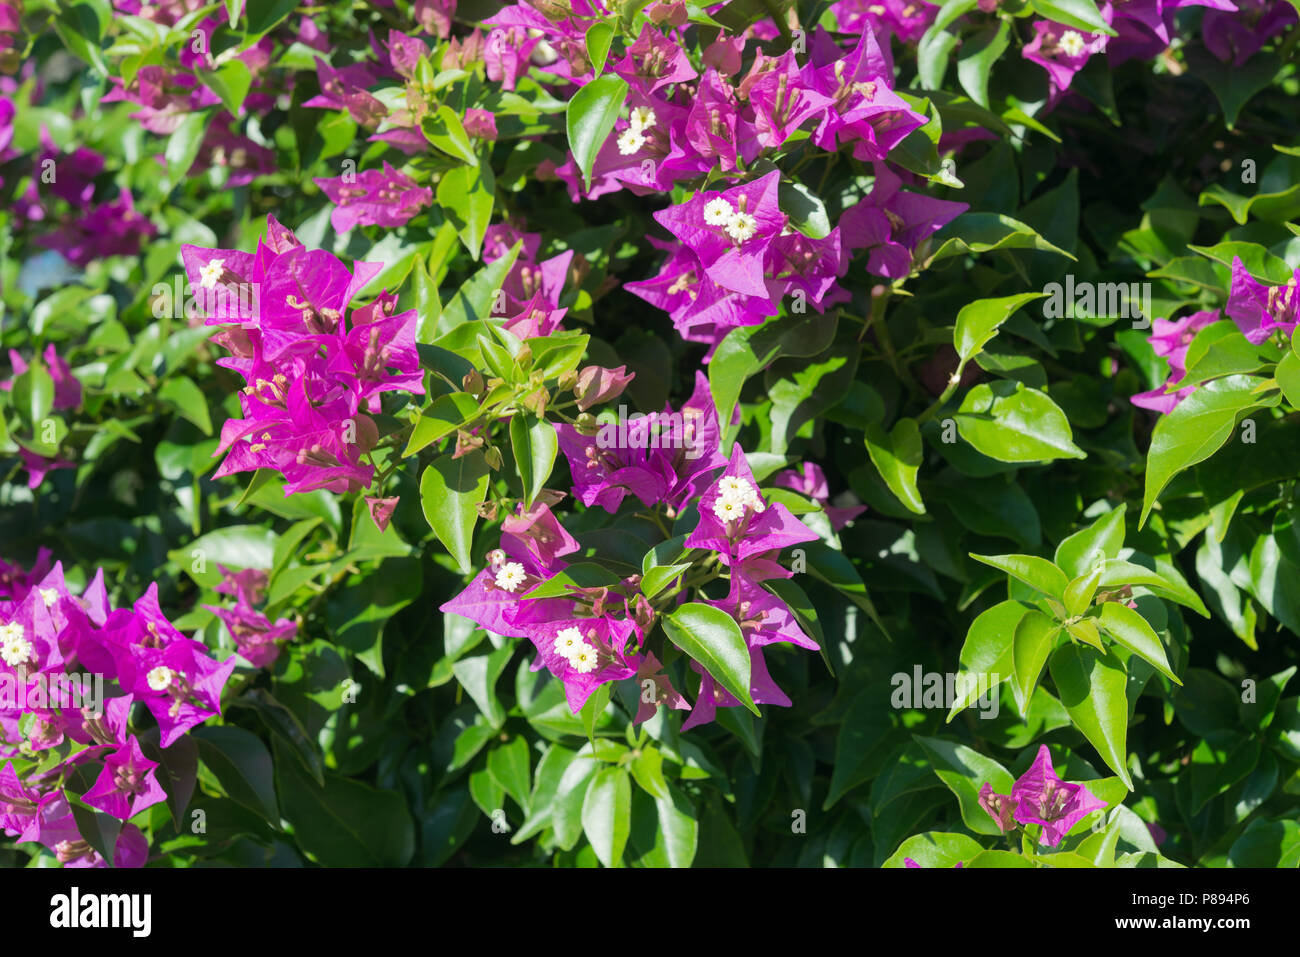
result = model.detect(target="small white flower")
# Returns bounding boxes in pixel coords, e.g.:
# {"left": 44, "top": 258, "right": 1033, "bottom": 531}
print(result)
{"left": 569, "top": 643, "right": 599, "bottom": 674}
{"left": 725, "top": 211, "right": 758, "bottom": 243}
{"left": 494, "top": 562, "right": 527, "bottom": 593}
{"left": 147, "top": 666, "right": 176, "bottom": 692}
{"left": 39, "top": 588, "right": 59, "bottom": 608}
{"left": 629, "top": 106, "right": 657, "bottom": 132}
{"left": 712, "top": 496, "right": 746, "bottom": 522}
{"left": 726, "top": 477, "right": 764, "bottom": 509}
{"left": 717, "top": 476, "right": 751, "bottom": 501}
{"left": 554, "top": 626, "right": 585, "bottom": 660}
{"left": 703, "top": 198, "right": 735, "bottom": 226}
{"left": 1058, "top": 30, "right": 1086, "bottom": 57}
{"left": 0, "top": 623, "right": 32, "bottom": 668}
{"left": 198, "top": 258, "right": 225, "bottom": 289}
{"left": 617, "top": 128, "right": 646, "bottom": 155}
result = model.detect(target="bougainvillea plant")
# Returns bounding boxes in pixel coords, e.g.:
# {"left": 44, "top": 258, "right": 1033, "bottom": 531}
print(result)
{"left": 0, "top": 0, "right": 1297, "bottom": 870}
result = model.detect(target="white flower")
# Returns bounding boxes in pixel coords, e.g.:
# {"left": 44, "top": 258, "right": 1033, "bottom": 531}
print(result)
{"left": 147, "top": 666, "right": 176, "bottom": 692}
{"left": 629, "top": 106, "right": 657, "bottom": 132}
{"left": 554, "top": 626, "right": 585, "bottom": 660}
{"left": 725, "top": 211, "right": 758, "bottom": 243}
{"left": 712, "top": 496, "right": 746, "bottom": 522}
{"left": 494, "top": 562, "right": 527, "bottom": 592}
{"left": 569, "top": 642, "right": 599, "bottom": 673}
{"left": 198, "top": 258, "right": 225, "bottom": 289}
{"left": 712, "top": 476, "right": 765, "bottom": 522}
{"left": 1058, "top": 31, "right": 1086, "bottom": 57}
{"left": 617, "top": 128, "right": 646, "bottom": 155}
{"left": 0, "top": 623, "right": 32, "bottom": 668}
{"left": 39, "top": 588, "right": 59, "bottom": 608}
{"left": 703, "top": 198, "right": 735, "bottom": 226}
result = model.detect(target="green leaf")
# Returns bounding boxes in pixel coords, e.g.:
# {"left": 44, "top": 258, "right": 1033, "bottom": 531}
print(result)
{"left": 585, "top": 21, "right": 614, "bottom": 75}
{"left": 947, "top": 599, "right": 1024, "bottom": 720}
{"left": 170, "top": 525, "right": 277, "bottom": 588}
{"left": 1098, "top": 558, "right": 1209, "bottom": 617}
{"left": 1140, "top": 375, "right": 1271, "bottom": 526}
{"left": 192, "top": 726, "right": 279, "bottom": 824}
{"left": 969, "top": 553, "right": 1069, "bottom": 599}
{"left": 232, "top": 688, "right": 325, "bottom": 787}
{"left": 512, "top": 744, "right": 579, "bottom": 843}
{"left": 1185, "top": 49, "right": 1279, "bottom": 130}
{"left": 581, "top": 766, "right": 631, "bottom": 867}
{"left": 662, "top": 603, "right": 758, "bottom": 715}
{"left": 954, "top": 381, "right": 1086, "bottom": 462}
{"left": 1278, "top": 351, "right": 1300, "bottom": 408}
{"left": 1062, "top": 565, "right": 1102, "bottom": 617}
{"left": 163, "top": 109, "right": 212, "bottom": 186}
{"left": 566, "top": 74, "right": 628, "bottom": 191}
{"left": 864, "top": 417, "right": 925, "bottom": 514}
{"left": 201, "top": 59, "right": 252, "bottom": 116}
{"left": 436, "top": 241, "right": 522, "bottom": 335}
{"left": 509, "top": 413, "right": 558, "bottom": 509}
{"left": 1189, "top": 240, "right": 1294, "bottom": 284}
{"left": 779, "top": 180, "right": 832, "bottom": 239}
{"left": 629, "top": 747, "right": 670, "bottom": 800}
{"left": 437, "top": 162, "right": 495, "bottom": 259}
{"left": 824, "top": 691, "right": 894, "bottom": 809}
{"left": 487, "top": 736, "right": 533, "bottom": 812}
{"left": 1097, "top": 601, "right": 1179, "bottom": 683}
{"left": 13, "top": 364, "right": 54, "bottom": 430}
{"left": 914, "top": 735, "right": 1016, "bottom": 836}
{"left": 1227, "top": 816, "right": 1300, "bottom": 867}
{"left": 422, "top": 105, "right": 478, "bottom": 165}
{"left": 580, "top": 681, "right": 612, "bottom": 744}
{"left": 245, "top": 0, "right": 300, "bottom": 35}
{"left": 927, "top": 213, "right": 1076, "bottom": 264}
{"left": 1054, "top": 504, "right": 1127, "bottom": 578}
{"left": 883, "top": 831, "right": 984, "bottom": 868}
{"left": 419, "top": 451, "right": 490, "bottom": 573}
{"left": 405, "top": 392, "right": 482, "bottom": 457}
{"left": 452, "top": 645, "right": 513, "bottom": 729}
{"left": 953, "top": 293, "right": 1047, "bottom": 363}
{"left": 649, "top": 784, "right": 698, "bottom": 867}
{"left": 955, "top": 19, "right": 1011, "bottom": 108}
{"left": 158, "top": 376, "right": 212, "bottom": 435}
{"left": 1028, "top": 0, "right": 1117, "bottom": 34}
{"left": 1012, "top": 611, "right": 1060, "bottom": 714}
{"left": 1049, "top": 644, "right": 1133, "bottom": 789}
{"left": 274, "top": 741, "right": 415, "bottom": 866}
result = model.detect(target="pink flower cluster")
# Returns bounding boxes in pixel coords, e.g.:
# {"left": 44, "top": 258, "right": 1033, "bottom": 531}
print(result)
{"left": 182, "top": 215, "right": 425, "bottom": 495}
{"left": 204, "top": 565, "right": 297, "bottom": 669}
{"left": 0, "top": 550, "right": 236, "bottom": 867}
{"left": 442, "top": 374, "right": 823, "bottom": 728}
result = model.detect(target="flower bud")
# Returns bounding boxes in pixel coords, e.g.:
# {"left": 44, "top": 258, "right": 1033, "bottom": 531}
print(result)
{"left": 483, "top": 445, "right": 504, "bottom": 470}
{"left": 453, "top": 429, "right": 485, "bottom": 458}
{"left": 520, "top": 387, "right": 548, "bottom": 417}
{"left": 574, "top": 365, "right": 634, "bottom": 411}
{"left": 575, "top": 412, "right": 600, "bottom": 436}
{"left": 462, "top": 369, "right": 485, "bottom": 395}
{"left": 647, "top": 0, "right": 688, "bottom": 25}
{"left": 352, "top": 413, "right": 380, "bottom": 453}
